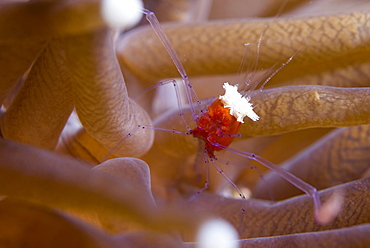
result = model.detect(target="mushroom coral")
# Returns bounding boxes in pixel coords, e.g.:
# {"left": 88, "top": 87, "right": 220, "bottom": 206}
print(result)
{"left": 0, "top": 0, "right": 369, "bottom": 247}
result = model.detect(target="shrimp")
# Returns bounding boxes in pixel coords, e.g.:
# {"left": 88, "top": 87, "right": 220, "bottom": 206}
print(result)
{"left": 101, "top": 2, "right": 341, "bottom": 230}
{"left": 141, "top": 8, "right": 328, "bottom": 224}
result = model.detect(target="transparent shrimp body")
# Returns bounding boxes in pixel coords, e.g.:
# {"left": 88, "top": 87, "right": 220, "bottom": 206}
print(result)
{"left": 131, "top": 8, "right": 339, "bottom": 225}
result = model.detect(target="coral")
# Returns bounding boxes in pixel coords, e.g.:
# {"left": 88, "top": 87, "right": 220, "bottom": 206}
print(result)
{"left": 0, "top": 0, "right": 369, "bottom": 247}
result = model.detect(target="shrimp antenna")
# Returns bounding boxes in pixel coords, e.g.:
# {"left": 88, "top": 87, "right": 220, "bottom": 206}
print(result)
{"left": 141, "top": 9, "right": 201, "bottom": 118}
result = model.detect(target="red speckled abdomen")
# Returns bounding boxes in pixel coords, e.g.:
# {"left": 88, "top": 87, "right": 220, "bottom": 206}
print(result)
{"left": 192, "top": 99, "right": 241, "bottom": 157}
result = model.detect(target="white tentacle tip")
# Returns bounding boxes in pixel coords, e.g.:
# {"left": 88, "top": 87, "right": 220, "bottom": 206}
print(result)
{"left": 101, "top": 0, "right": 143, "bottom": 30}
{"left": 197, "top": 219, "right": 239, "bottom": 248}
{"left": 316, "top": 191, "right": 344, "bottom": 225}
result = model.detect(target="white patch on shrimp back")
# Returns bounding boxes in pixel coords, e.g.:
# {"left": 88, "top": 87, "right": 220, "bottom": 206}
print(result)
{"left": 219, "top": 82, "right": 259, "bottom": 123}
{"left": 101, "top": 0, "right": 143, "bottom": 30}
